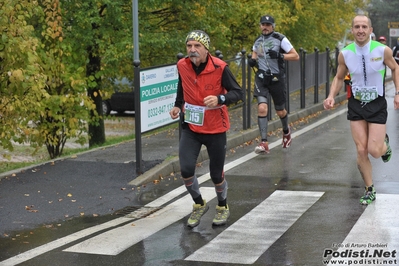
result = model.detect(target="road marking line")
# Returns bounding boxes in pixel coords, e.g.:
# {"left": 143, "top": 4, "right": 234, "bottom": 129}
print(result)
{"left": 185, "top": 190, "right": 324, "bottom": 264}
{"left": 0, "top": 109, "right": 345, "bottom": 265}
{"left": 0, "top": 217, "right": 132, "bottom": 266}
{"left": 326, "top": 194, "right": 399, "bottom": 266}
{"left": 147, "top": 108, "right": 346, "bottom": 208}
{"left": 63, "top": 187, "right": 216, "bottom": 255}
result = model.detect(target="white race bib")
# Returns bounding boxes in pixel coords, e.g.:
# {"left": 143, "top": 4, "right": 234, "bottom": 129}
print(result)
{"left": 184, "top": 103, "right": 205, "bottom": 126}
{"left": 353, "top": 86, "right": 378, "bottom": 103}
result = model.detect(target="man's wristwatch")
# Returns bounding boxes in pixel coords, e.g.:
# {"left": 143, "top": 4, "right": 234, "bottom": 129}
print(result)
{"left": 218, "top": 95, "right": 226, "bottom": 104}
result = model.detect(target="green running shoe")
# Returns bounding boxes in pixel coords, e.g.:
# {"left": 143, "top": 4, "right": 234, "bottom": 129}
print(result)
{"left": 187, "top": 199, "right": 209, "bottom": 228}
{"left": 381, "top": 134, "right": 392, "bottom": 163}
{"left": 212, "top": 205, "right": 230, "bottom": 226}
{"left": 360, "top": 186, "right": 376, "bottom": 205}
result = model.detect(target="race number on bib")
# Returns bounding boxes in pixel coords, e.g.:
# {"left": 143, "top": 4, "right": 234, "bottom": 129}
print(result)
{"left": 353, "top": 86, "right": 378, "bottom": 103}
{"left": 184, "top": 103, "right": 205, "bottom": 126}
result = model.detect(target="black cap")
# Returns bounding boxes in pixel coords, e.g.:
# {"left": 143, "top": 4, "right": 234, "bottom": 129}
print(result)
{"left": 260, "top": 15, "right": 275, "bottom": 24}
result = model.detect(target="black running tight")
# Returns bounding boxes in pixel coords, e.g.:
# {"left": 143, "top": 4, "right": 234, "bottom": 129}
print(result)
{"left": 179, "top": 127, "right": 226, "bottom": 185}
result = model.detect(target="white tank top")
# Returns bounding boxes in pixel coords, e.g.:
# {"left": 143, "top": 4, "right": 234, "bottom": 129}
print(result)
{"left": 342, "top": 40, "right": 386, "bottom": 96}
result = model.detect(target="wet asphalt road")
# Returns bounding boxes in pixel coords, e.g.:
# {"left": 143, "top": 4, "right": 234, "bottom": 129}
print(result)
{"left": 1, "top": 87, "right": 398, "bottom": 265}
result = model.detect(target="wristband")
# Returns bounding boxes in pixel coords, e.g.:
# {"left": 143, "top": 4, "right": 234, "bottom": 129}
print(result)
{"left": 218, "top": 95, "right": 226, "bottom": 104}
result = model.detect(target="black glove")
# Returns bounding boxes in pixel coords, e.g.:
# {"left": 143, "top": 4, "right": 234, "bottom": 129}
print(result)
{"left": 267, "top": 49, "right": 283, "bottom": 60}
{"left": 248, "top": 58, "right": 258, "bottom": 67}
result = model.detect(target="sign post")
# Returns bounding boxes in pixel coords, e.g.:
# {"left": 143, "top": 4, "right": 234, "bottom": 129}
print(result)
{"left": 132, "top": 0, "right": 143, "bottom": 174}
{"left": 388, "top": 22, "right": 399, "bottom": 47}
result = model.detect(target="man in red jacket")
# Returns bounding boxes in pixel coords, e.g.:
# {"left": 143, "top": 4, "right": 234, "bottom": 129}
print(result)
{"left": 169, "top": 30, "right": 243, "bottom": 227}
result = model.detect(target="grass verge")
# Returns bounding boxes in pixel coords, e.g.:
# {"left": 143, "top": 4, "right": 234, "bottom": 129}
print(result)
{"left": 0, "top": 134, "right": 135, "bottom": 174}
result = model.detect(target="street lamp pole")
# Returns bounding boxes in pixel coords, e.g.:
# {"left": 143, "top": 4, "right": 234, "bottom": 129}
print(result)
{"left": 133, "top": 0, "right": 143, "bottom": 174}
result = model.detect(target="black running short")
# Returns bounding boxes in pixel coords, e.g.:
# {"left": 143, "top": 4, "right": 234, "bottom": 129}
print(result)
{"left": 347, "top": 96, "right": 387, "bottom": 124}
{"left": 254, "top": 75, "right": 287, "bottom": 111}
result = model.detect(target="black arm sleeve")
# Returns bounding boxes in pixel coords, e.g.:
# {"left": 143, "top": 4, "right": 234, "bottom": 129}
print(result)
{"left": 173, "top": 74, "right": 184, "bottom": 109}
{"left": 221, "top": 66, "right": 244, "bottom": 105}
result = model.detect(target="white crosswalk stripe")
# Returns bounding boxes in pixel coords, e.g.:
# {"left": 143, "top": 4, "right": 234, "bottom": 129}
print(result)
{"left": 185, "top": 190, "right": 324, "bottom": 264}
{"left": 3, "top": 192, "right": 399, "bottom": 265}
{"left": 63, "top": 187, "right": 216, "bottom": 255}
{"left": 325, "top": 194, "right": 399, "bottom": 266}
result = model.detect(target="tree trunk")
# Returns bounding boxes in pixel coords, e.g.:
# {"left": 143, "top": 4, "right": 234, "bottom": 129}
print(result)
{"left": 87, "top": 45, "right": 105, "bottom": 147}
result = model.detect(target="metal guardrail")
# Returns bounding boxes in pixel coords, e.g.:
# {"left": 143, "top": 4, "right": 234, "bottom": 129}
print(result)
{"left": 220, "top": 47, "right": 339, "bottom": 130}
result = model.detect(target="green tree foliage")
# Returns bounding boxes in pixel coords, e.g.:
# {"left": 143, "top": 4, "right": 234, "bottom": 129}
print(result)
{"left": 34, "top": 0, "right": 95, "bottom": 158}
{"left": 61, "top": 0, "right": 136, "bottom": 147}
{"left": 0, "top": 1, "right": 47, "bottom": 154}
{"left": 138, "top": 0, "right": 366, "bottom": 66}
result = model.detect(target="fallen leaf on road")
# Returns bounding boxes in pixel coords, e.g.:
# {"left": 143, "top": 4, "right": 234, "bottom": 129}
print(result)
{"left": 25, "top": 206, "right": 39, "bottom": 213}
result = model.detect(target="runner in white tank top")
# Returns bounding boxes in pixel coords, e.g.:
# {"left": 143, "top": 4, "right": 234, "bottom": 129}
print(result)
{"left": 323, "top": 15, "right": 399, "bottom": 205}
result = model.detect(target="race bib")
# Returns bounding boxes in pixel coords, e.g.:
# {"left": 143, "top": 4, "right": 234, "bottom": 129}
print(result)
{"left": 353, "top": 86, "right": 378, "bottom": 103}
{"left": 184, "top": 103, "right": 205, "bottom": 126}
